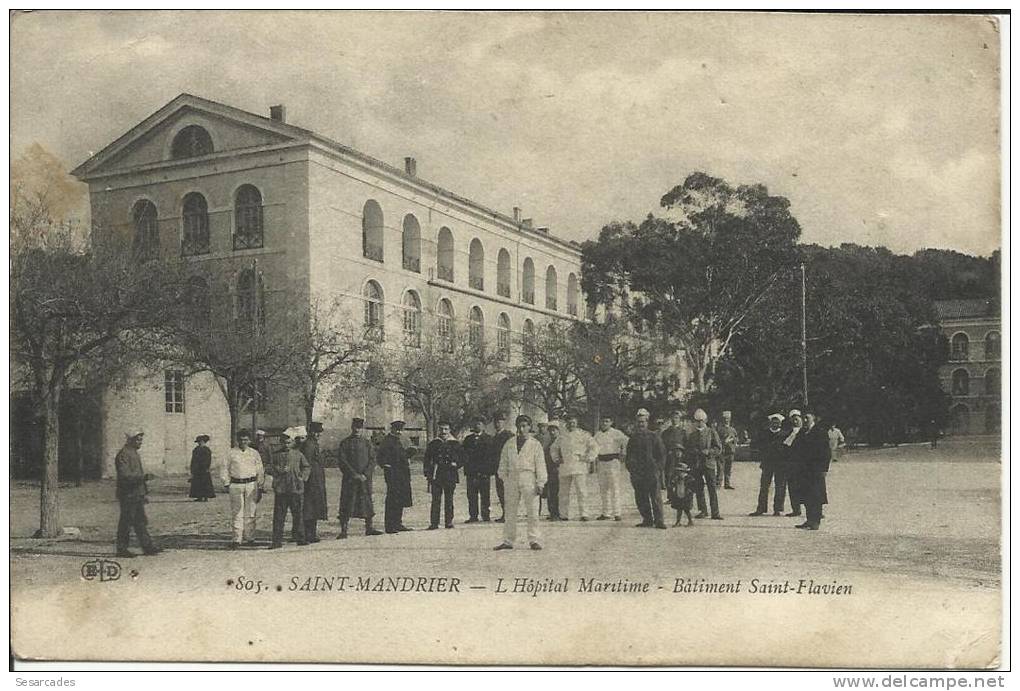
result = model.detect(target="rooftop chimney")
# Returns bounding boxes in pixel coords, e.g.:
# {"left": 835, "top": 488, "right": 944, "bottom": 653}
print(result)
{"left": 404, "top": 157, "right": 417, "bottom": 177}
{"left": 513, "top": 206, "right": 522, "bottom": 222}
{"left": 269, "top": 104, "right": 287, "bottom": 123}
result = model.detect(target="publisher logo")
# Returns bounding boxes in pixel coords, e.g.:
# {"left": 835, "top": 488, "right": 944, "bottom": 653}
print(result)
{"left": 81, "top": 559, "right": 121, "bottom": 582}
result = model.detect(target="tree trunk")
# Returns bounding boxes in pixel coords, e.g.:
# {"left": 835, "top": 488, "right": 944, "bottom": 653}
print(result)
{"left": 226, "top": 383, "right": 239, "bottom": 449}
{"left": 74, "top": 406, "right": 84, "bottom": 487}
{"left": 38, "top": 384, "right": 62, "bottom": 538}
{"left": 304, "top": 386, "right": 316, "bottom": 427}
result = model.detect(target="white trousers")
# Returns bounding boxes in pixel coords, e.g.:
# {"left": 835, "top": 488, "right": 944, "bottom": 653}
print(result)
{"left": 503, "top": 482, "right": 541, "bottom": 545}
{"left": 596, "top": 459, "right": 623, "bottom": 517}
{"left": 229, "top": 483, "right": 259, "bottom": 543}
{"left": 559, "top": 473, "right": 589, "bottom": 519}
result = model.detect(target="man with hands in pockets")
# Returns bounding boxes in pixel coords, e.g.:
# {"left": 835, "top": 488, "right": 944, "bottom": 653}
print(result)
{"left": 493, "top": 415, "right": 548, "bottom": 551}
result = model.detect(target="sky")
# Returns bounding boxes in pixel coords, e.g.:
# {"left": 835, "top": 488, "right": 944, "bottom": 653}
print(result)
{"left": 10, "top": 11, "right": 1003, "bottom": 256}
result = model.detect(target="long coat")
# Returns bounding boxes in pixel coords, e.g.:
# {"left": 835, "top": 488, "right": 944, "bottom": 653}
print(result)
{"left": 301, "top": 436, "right": 328, "bottom": 521}
{"left": 377, "top": 432, "right": 413, "bottom": 508}
{"left": 625, "top": 431, "right": 666, "bottom": 485}
{"left": 338, "top": 434, "right": 376, "bottom": 519}
{"left": 461, "top": 432, "right": 492, "bottom": 477}
{"left": 799, "top": 425, "right": 831, "bottom": 505}
{"left": 188, "top": 445, "right": 216, "bottom": 499}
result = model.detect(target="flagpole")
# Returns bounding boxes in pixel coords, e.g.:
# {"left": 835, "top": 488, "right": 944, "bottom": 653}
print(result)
{"left": 801, "top": 262, "right": 809, "bottom": 408}
{"left": 251, "top": 257, "right": 258, "bottom": 437}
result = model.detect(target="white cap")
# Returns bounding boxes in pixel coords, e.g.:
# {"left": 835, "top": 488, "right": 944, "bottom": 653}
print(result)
{"left": 291, "top": 425, "right": 308, "bottom": 439}
{"left": 768, "top": 413, "right": 785, "bottom": 422}
{"left": 693, "top": 408, "right": 708, "bottom": 422}
{"left": 635, "top": 408, "right": 650, "bottom": 420}
{"left": 788, "top": 409, "right": 802, "bottom": 418}
{"left": 256, "top": 429, "right": 267, "bottom": 436}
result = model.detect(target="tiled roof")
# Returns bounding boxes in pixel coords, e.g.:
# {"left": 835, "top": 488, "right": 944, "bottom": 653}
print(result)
{"left": 934, "top": 298, "right": 998, "bottom": 321}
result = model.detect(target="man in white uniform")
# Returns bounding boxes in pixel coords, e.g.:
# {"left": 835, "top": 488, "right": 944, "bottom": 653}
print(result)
{"left": 593, "top": 415, "right": 628, "bottom": 521}
{"left": 550, "top": 414, "right": 598, "bottom": 521}
{"left": 494, "top": 415, "right": 547, "bottom": 551}
{"left": 220, "top": 428, "right": 266, "bottom": 548}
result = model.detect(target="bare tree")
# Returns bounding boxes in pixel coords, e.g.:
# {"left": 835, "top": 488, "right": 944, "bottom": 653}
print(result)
{"left": 511, "top": 321, "right": 584, "bottom": 419}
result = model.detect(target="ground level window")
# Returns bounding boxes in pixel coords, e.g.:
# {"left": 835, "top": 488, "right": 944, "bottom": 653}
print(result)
{"left": 164, "top": 370, "right": 185, "bottom": 413}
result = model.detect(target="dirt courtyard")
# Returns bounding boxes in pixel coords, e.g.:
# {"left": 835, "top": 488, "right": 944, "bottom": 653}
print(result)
{"left": 10, "top": 437, "right": 1002, "bottom": 666}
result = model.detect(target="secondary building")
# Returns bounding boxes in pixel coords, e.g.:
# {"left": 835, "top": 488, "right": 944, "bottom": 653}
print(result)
{"left": 934, "top": 298, "right": 1001, "bottom": 435}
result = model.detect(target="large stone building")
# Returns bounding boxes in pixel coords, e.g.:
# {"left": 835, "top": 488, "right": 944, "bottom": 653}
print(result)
{"left": 934, "top": 298, "right": 1001, "bottom": 435}
{"left": 73, "top": 94, "right": 587, "bottom": 475}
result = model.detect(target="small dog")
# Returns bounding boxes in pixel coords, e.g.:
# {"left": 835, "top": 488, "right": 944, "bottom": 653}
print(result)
{"left": 669, "top": 463, "right": 695, "bottom": 527}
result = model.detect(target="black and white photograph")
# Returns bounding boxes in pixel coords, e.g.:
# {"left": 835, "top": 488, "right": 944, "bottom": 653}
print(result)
{"left": 9, "top": 10, "right": 1006, "bottom": 669}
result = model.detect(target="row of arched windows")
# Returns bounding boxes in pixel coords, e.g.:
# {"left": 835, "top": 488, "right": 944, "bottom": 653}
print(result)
{"left": 950, "top": 331, "right": 1000, "bottom": 361}
{"left": 362, "top": 279, "right": 534, "bottom": 362}
{"left": 132, "top": 185, "right": 264, "bottom": 259}
{"left": 950, "top": 367, "right": 1000, "bottom": 397}
{"left": 182, "top": 269, "right": 265, "bottom": 332}
{"left": 361, "top": 200, "right": 581, "bottom": 315}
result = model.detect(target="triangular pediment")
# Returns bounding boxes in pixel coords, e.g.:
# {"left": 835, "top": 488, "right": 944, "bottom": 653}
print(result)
{"left": 72, "top": 94, "right": 312, "bottom": 179}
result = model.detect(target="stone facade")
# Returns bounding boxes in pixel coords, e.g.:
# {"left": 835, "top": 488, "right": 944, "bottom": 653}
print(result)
{"left": 935, "top": 299, "right": 1001, "bottom": 435}
{"left": 73, "top": 94, "right": 584, "bottom": 474}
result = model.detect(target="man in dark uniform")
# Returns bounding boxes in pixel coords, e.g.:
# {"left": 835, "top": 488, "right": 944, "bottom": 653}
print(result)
{"left": 490, "top": 413, "right": 514, "bottom": 522}
{"left": 300, "top": 421, "right": 328, "bottom": 543}
{"left": 424, "top": 421, "right": 462, "bottom": 529}
{"left": 749, "top": 413, "right": 787, "bottom": 516}
{"left": 716, "top": 410, "right": 738, "bottom": 490}
{"left": 543, "top": 419, "right": 561, "bottom": 520}
{"left": 780, "top": 409, "right": 806, "bottom": 518}
{"left": 624, "top": 409, "right": 667, "bottom": 529}
{"left": 377, "top": 420, "right": 414, "bottom": 534}
{"left": 337, "top": 417, "right": 382, "bottom": 538}
{"left": 797, "top": 411, "right": 832, "bottom": 530}
{"left": 461, "top": 416, "right": 493, "bottom": 522}
{"left": 686, "top": 408, "right": 723, "bottom": 520}
{"left": 115, "top": 429, "right": 161, "bottom": 557}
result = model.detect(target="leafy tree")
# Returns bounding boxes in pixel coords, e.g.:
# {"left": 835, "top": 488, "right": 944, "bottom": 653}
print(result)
{"left": 511, "top": 321, "right": 584, "bottom": 418}
{"left": 11, "top": 145, "right": 183, "bottom": 536}
{"left": 582, "top": 173, "right": 801, "bottom": 393}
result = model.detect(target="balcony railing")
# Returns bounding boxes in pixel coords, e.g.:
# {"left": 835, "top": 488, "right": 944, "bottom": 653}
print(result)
{"left": 469, "top": 276, "right": 484, "bottom": 291}
{"left": 181, "top": 237, "right": 210, "bottom": 257}
{"left": 233, "top": 231, "right": 264, "bottom": 251}
{"left": 437, "top": 265, "right": 454, "bottom": 282}
{"left": 403, "top": 256, "right": 421, "bottom": 273}
{"left": 364, "top": 244, "right": 384, "bottom": 262}
{"left": 497, "top": 281, "right": 511, "bottom": 298}
{"left": 523, "top": 290, "right": 535, "bottom": 305}
{"left": 546, "top": 297, "right": 558, "bottom": 311}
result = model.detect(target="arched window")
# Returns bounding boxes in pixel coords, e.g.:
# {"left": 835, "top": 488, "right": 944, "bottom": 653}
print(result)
{"left": 985, "top": 368, "right": 1000, "bottom": 397}
{"left": 437, "top": 227, "right": 454, "bottom": 282}
{"left": 402, "top": 291, "right": 422, "bottom": 347}
{"left": 545, "top": 265, "right": 558, "bottom": 310}
{"left": 469, "top": 239, "right": 485, "bottom": 291}
{"left": 522, "top": 257, "right": 535, "bottom": 304}
{"left": 497, "top": 313, "right": 511, "bottom": 361}
{"left": 437, "top": 298, "right": 455, "bottom": 352}
{"left": 236, "top": 269, "right": 266, "bottom": 331}
{"left": 567, "top": 272, "right": 580, "bottom": 316}
{"left": 182, "top": 192, "right": 210, "bottom": 256}
{"left": 950, "top": 403, "right": 970, "bottom": 435}
{"left": 985, "top": 331, "right": 1001, "bottom": 360}
{"left": 184, "top": 276, "right": 210, "bottom": 325}
{"left": 132, "top": 200, "right": 158, "bottom": 261}
{"left": 497, "top": 248, "right": 511, "bottom": 297}
{"left": 363, "top": 280, "right": 384, "bottom": 340}
{"left": 522, "top": 318, "right": 536, "bottom": 355}
{"left": 951, "top": 333, "right": 970, "bottom": 361}
{"left": 234, "top": 185, "right": 264, "bottom": 250}
{"left": 951, "top": 368, "right": 970, "bottom": 396}
{"left": 171, "top": 125, "right": 214, "bottom": 159}
{"left": 469, "top": 306, "right": 485, "bottom": 349}
{"left": 985, "top": 403, "right": 1001, "bottom": 433}
{"left": 362, "top": 200, "right": 384, "bottom": 262}
{"left": 402, "top": 215, "right": 421, "bottom": 273}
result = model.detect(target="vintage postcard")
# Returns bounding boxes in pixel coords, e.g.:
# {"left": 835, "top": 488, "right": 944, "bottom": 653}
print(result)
{"left": 9, "top": 10, "right": 1004, "bottom": 667}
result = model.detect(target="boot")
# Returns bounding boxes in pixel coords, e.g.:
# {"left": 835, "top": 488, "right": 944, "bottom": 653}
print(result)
{"left": 336, "top": 520, "right": 349, "bottom": 539}
{"left": 365, "top": 518, "right": 383, "bottom": 536}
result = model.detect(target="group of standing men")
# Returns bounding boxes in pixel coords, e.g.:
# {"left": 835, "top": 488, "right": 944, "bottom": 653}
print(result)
{"left": 748, "top": 409, "right": 831, "bottom": 530}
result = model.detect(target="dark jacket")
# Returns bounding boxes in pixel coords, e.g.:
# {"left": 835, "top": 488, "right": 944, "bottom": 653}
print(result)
{"left": 461, "top": 431, "right": 492, "bottom": 476}
{"left": 377, "top": 432, "right": 413, "bottom": 508}
{"left": 625, "top": 431, "right": 666, "bottom": 482}
{"left": 801, "top": 425, "right": 832, "bottom": 474}
{"left": 683, "top": 426, "right": 722, "bottom": 468}
{"left": 271, "top": 448, "right": 311, "bottom": 495}
{"left": 660, "top": 425, "right": 686, "bottom": 468}
{"left": 338, "top": 434, "right": 376, "bottom": 519}
{"left": 115, "top": 444, "right": 148, "bottom": 502}
{"left": 424, "top": 438, "right": 462, "bottom": 487}
{"left": 755, "top": 426, "right": 785, "bottom": 469}
{"left": 490, "top": 430, "right": 514, "bottom": 477}
{"left": 301, "top": 436, "right": 328, "bottom": 521}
